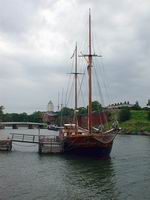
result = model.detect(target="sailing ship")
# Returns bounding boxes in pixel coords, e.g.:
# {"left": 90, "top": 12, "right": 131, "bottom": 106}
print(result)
{"left": 59, "top": 10, "right": 120, "bottom": 158}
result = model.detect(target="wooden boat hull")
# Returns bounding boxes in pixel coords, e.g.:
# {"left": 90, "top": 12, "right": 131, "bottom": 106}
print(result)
{"left": 63, "top": 134, "right": 115, "bottom": 158}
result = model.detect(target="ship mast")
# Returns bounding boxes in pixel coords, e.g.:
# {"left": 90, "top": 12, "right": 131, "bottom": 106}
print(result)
{"left": 88, "top": 9, "right": 92, "bottom": 134}
{"left": 79, "top": 9, "right": 100, "bottom": 134}
{"left": 71, "top": 43, "right": 79, "bottom": 133}
{"left": 75, "top": 43, "right": 78, "bottom": 134}
{"left": 75, "top": 43, "right": 78, "bottom": 111}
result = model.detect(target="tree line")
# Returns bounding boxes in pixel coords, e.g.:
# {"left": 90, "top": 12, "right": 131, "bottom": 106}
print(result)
{"left": 0, "top": 107, "right": 43, "bottom": 123}
{"left": 0, "top": 101, "right": 102, "bottom": 123}
{"left": 1, "top": 100, "right": 150, "bottom": 123}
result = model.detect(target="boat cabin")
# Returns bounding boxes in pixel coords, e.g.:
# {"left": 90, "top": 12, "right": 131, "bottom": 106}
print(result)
{"left": 59, "top": 123, "right": 86, "bottom": 137}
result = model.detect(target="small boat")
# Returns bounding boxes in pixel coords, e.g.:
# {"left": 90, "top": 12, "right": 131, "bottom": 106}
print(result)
{"left": 59, "top": 10, "right": 120, "bottom": 158}
{"left": 48, "top": 124, "right": 59, "bottom": 131}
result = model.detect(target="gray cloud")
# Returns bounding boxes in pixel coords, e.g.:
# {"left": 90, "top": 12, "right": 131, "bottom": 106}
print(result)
{"left": 0, "top": 0, "right": 150, "bottom": 113}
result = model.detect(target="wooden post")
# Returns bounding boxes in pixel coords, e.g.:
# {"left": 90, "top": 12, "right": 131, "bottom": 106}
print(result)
{"left": 33, "top": 135, "right": 35, "bottom": 143}
{"left": 12, "top": 124, "right": 18, "bottom": 129}
{"left": 22, "top": 134, "right": 24, "bottom": 142}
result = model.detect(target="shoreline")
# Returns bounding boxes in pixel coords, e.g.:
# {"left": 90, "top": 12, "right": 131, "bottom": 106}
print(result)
{"left": 119, "top": 130, "right": 150, "bottom": 136}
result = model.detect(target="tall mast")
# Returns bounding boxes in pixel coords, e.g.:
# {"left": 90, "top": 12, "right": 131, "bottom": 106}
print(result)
{"left": 60, "top": 89, "right": 63, "bottom": 126}
{"left": 88, "top": 9, "right": 92, "bottom": 134}
{"left": 74, "top": 43, "right": 78, "bottom": 134}
{"left": 75, "top": 43, "right": 78, "bottom": 111}
{"left": 71, "top": 43, "right": 78, "bottom": 110}
{"left": 80, "top": 9, "right": 101, "bottom": 133}
{"left": 70, "top": 43, "right": 79, "bottom": 132}
{"left": 57, "top": 92, "right": 60, "bottom": 111}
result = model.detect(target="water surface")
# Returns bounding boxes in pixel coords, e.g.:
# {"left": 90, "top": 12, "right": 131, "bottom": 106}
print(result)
{"left": 0, "top": 128, "right": 150, "bottom": 200}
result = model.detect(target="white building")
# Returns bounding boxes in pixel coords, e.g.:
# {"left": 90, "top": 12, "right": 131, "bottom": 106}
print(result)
{"left": 47, "top": 100, "right": 54, "bottom": 112}
{"left": 107, "top": 102, "right": 134, "bottom": 109}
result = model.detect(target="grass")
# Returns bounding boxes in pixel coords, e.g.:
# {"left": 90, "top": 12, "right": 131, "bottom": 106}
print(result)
{"left": 120, "top": 110, "right": 150, "bottom": 132}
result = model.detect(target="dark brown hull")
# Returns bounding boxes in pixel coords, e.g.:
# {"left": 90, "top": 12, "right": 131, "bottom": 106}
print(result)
{"left": 63, "top": 134, "right": 116, "bottom": 158}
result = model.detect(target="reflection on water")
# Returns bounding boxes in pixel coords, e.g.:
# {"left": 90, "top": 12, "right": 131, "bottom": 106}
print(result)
{"left": 0, "top": 152, "right": 117, "bottom": 200}
{"left": 0, "top": 129, "right": 150, "bottom": 200}
{"left": 59, "top": 156, "right": 119, "bottom": 200}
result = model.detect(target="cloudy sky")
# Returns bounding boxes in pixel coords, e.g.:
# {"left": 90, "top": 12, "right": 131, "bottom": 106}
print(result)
{"left": 0, "top": 0, "right": 150, "bottom": 113}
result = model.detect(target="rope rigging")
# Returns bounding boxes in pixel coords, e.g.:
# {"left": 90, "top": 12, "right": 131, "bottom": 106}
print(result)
{"left": 91, "top": 31, "right": 118, "bottom": 124}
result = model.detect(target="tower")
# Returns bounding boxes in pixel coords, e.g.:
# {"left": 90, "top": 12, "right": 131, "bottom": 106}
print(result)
{"left": 47, "top": 100, "right": 54, "bottom": 112}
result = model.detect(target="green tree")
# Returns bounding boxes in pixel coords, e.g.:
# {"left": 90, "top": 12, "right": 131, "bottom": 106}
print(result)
{"left": 0, "top": 106, "right": 4, "bottom": 122}
{"left": 147, "top": 99, "right": 150, "bottom": 107}
{"left": 29, "top": 111, "right": 43, "bottom": 122}
{"left": 147, "top": 111, "right": 150, "bottom": 120}
{"left": 87, "top": 101, "right": 102, "bottom": 112}
{"left": 118, "top": 107, "right": 131, "bottom": 122}
{"left": 11, "top": 113, "right": 20, "bottom": 122}
{"left": 78, "top": 107, "right": 87, "bottom": 115}
{"left": 19, "top": 112, "right": 28, "bottom": 122}
{"left": 92, "top": 101, "right": 102, "bottom": 112}
{"left": 132, "top": 101, "right": 141, "bottom": 110}
{"left": 60, "top": 107, "right": 74, "bottom": 117}
{"left": 3, "top": 113, "right": 13, "bottom": 122}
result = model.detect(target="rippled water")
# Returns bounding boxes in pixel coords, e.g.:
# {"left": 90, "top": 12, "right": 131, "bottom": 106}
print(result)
{"left": 0, "top": 128, "right": 150, "bottom": 200}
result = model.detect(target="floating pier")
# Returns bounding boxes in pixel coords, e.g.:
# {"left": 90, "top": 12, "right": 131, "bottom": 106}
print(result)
{"left": 11, "top": 133, "right": 39, "bottom": 143}
{"left": 0, "top": 133, "right": 63, "bottom": 154}
{"left": 39, "top": 135, "right": 63, "bottom": 154}
{"left": 0, "top": 139, "right": 12, "bottom": 151}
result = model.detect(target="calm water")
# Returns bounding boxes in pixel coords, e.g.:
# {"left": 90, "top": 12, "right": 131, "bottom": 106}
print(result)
{"left": 0, "top": 128, "right": 150, "bottom": 200}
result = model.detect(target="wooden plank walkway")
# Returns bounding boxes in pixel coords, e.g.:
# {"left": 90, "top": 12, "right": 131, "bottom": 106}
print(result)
{"left": 0, "top": 133, "right": 64, "bottom": 153}
{"left": 39, "top": 135, "right": 63, "bottom": 153}
{"left": 10, "top": 133, "right": 39, "bottom": 143}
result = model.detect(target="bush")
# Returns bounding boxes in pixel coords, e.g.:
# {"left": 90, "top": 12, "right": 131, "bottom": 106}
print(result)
{"left": 118, "top": 108, "right": 131, "bottom": 122}
{"left": 132, "top": 101, "right": 141, "bottom": 110}
{"left": 147, "top": 111, "right": 150, "bottom": 120}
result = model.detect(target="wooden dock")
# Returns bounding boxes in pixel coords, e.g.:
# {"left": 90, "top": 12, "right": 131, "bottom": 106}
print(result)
{"left": 11, "top": 133, "right": 39, "bottom": 143}
{"left": 0, "top": 133, "right": 63, "bottom": 154}
{"left": 0, "top": 140, "right": 12, "bottom": 151}
{"left": 39, "top": 135, "right": 63, "bottom": 154}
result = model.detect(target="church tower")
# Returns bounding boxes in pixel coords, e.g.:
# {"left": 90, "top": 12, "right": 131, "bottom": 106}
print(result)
{"left": 47, "top": 100, "right": 54, "bottom": 112}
